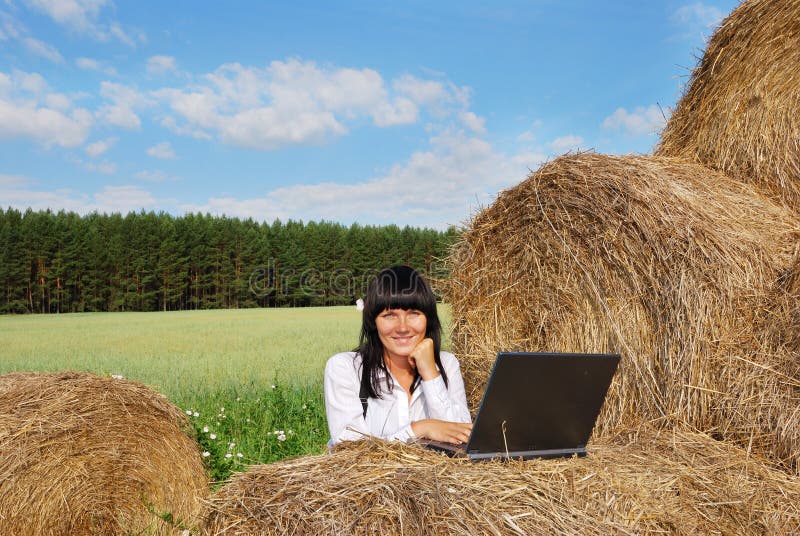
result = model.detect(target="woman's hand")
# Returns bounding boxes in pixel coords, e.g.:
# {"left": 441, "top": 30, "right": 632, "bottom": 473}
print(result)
{"left": 408, "top": 338, "right": 439, "bottom": 381}
{"left": 411, "top": 419, "right": 472, "bottom": 444}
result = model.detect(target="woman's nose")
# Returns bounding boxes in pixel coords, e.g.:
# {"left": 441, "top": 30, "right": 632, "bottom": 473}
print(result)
{"left": 397, "top": 314, "right": 408, "bottom": 330}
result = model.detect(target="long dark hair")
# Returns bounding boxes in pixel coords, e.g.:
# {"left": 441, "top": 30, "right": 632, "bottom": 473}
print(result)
{"left": 356, "top": 265, "right": 448, "bottom": 399}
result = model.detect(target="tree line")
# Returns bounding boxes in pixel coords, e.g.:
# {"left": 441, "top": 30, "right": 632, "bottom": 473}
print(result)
{"left": 0, "top": 208, "right": 458, "bottom": 314}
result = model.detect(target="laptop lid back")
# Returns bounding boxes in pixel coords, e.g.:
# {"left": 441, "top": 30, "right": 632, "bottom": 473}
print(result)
{"left": 465, "top": 352, "right": 620, "bottom": 458}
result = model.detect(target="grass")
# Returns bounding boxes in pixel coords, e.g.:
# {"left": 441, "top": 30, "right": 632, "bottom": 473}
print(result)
{"left": 0, "top": 305, "right": 452, "bottom": 481}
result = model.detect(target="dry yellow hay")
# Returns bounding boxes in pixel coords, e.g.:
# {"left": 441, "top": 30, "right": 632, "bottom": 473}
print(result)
{"left": 444, "top": 152, "right": 800, "bottom": 470}
{"left": 204, "top": 428, "right": 800, "bottom": 535}
{"left": 656, "top": 0, "right": 800, "bottom": 212}
{"left": 0, "top": 371, "right": 209, "bottom": 535}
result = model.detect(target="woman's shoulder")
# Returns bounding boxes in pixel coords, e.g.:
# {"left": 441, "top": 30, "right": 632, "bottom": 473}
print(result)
{"left": 325, "top": 351, "right": 361, "bottom": 373}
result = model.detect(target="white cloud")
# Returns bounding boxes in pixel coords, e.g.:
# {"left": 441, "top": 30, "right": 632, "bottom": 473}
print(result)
{"left": 459, "top": 111, "right": 486, "bottom": 134}
{"left": 221, "top": 108, "right": 347, "bottom": 149}
{"left": 45, "top": 92, "right": 72, "bottom": 111}
{"left": 393, "top": 75, "right": 448, "bottom": 105}
{"left": 370, "top": 97, "right": 418, "bottom": 127}
{"left": 146, "top": 141, "right": 176, "bottom": 159}
{"left": 510, "top": 150, "right": 548, "bottom": 172}
{"left": 672, "top": 3, "right": 725, "bottom": 28}
{"left": 0, "top": 70, "right": 92, "bottom": 147}
{"left": 108, "top": 21, "right": 138, "bottom": 47}
{"left": 549, "top": 134, "right": 584, "bottom": 153}
{"left": 75, "top": 56, "right": 117, "bottom": 75}
{"left": 24, "top": 0, "right": 108, "bottom": 32}
{"left": 0, "top": 12, "right": 22, "bottom": 41}
{"left": 85, "top": 136, "right": 116, "bottom": 156}
{"left": 147, "top": 55, "right": 177, "bottom": 75}
{"left": 84, "top": 160, "right": 116, "bottom": 174}
{"left": 93, "top": 185, "right": 157, "bottom": 212}
{"left": 97, "top": 103, "right": 140, "bottom": 129}
{"left": 76, "top": 57, "right": 100, "bottom": 70}
{"left": 13, "top": 70, "right": 47, "bottom": 94}
{"left": 135, "top": 170, "right": 175, "bottom": 183}
{"left": 394, "top": 74, "right": 471, "bottom": 109}
{"left": 22, "top": 36, "right": 64, "bottom": 63}
{"left": 1, "top": 178, "right": 158, "bottom": 214}
{"left": 160, "top": 115, "right": 212, "bottom": 140}
{"left": 154, "top": 59, "right": 472, "bottom": 151}
{"left": 23, "top": 0, "right": 143, "bottom": 46}
{"left": 0, "top": 174, "right": 30, "bottom": 188}
{"left": 517, "top": 131, "right": 535, "bottom": 142}
{"left": 602, "top": 105, "right": 668, "bottom": 137}
{"left": 181, "top": 128, "right": 544, "bottom": 228}
{"left": 96, "top": 81, "right": 148, "bottom": 129}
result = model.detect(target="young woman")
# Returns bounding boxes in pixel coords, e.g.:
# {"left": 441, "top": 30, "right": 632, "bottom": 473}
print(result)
{"left": 324, "top": 265, "right": 472, "bottom": 445}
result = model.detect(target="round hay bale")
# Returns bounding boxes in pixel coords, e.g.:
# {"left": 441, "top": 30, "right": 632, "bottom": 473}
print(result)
{"left": 444, "top": 152, "right": 800, "bottom": 470}
{"left": 656, "top": 0, "right": 800, "bottom": 212}
{"left": 203, "top": 430, "right": 800, "bottom": 535}
{"left": 0, "top": 371, "right": 209, "bottom": 535}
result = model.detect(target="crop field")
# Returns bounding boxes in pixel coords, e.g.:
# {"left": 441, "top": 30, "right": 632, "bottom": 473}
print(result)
{"left": 0, "top": 306, "right": 452, "bottom": 480}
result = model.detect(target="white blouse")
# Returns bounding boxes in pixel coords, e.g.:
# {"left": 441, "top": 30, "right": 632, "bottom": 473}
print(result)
{"left": 323, "top": 350, "right": 471, "bottom": 444}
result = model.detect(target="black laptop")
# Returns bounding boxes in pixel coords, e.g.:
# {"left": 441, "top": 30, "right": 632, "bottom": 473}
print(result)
{"left": 423, "top": 351, "right": 620, "bottom": 460}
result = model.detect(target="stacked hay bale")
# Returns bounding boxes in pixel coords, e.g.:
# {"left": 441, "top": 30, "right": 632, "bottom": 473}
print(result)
{"left": 204, "top": 430, "right": 800, "bottom": 535}
{"left": 656, "top": 0, "right": 800, "bottom": 213}
{"left": 0, "top": 371, "right": 209, "bottom": 535}
{"left": 444, "top": 153, "right": 800, "bottom": 470}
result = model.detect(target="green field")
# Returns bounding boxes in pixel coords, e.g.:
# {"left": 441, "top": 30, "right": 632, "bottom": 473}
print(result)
{"left": 0, "top": 306, "right": 452, "bottom": 480}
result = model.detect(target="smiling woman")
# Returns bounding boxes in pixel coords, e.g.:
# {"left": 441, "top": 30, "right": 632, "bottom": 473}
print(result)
{"left": 323, "top": 265, "right": 472, "bottom": 446}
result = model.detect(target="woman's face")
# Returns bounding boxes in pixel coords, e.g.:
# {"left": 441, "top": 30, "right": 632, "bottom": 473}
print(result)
{"left": 375, "top": 308, "right": 427, "bottom": 362}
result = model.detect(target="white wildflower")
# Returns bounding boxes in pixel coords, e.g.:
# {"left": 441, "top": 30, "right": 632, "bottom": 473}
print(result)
{"left": 185, "top": 409, "right": 192, "bottom": 415}
{"left": 209, "top": 433, "right": 217, "bottom": 440}
{"left": 225, "top": 452, "right": 232, "bottom": 459}
{"left": 278, "top": 433, "right": 286, "bottom": 441}
{"left": 271, "top": 384, "right": 276, "bottom": 389}
{"left": 202, "top": 426, "right": 209, "bottom": 433}
{"left": 111, "top": 374, "right": 124, "bottom": 380}
{"left": 302, "top": 404, "right": 307, "bottom": 410}
{"left": 193, "top": 411, "right": 199, "bottom": 417}
{"left": 202, "top": 451, "right": 210, "bottom": 457}
{"left": 228, "top": 442, "right": 235, "bottom": 449}
{"left": 237, "top": 452, "right": 243, "bottom": 458}
{"left": 220, "top": 407, "right": 225, "bottom": 412}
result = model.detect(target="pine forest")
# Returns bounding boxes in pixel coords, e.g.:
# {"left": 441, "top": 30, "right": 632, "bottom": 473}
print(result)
{"left": 0, "top": 208, "right": 458, "bottom": 314}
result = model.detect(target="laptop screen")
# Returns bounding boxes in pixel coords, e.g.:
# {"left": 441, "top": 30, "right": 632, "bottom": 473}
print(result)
{"left": 466, "top": 352, "right": 620, "bottom": 456}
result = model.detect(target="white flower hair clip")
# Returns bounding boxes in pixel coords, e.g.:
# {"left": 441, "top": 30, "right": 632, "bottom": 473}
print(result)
{"left": 356, "top": 298, "right": 364, "bottom": 312}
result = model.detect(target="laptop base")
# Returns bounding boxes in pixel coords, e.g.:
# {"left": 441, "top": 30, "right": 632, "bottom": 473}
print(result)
{"left": 422, "top": 440, "right": 587, "bottom": 461}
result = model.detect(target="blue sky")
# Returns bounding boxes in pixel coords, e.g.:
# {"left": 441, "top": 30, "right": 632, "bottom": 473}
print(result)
{"left": 1, "top": 0, "right": 739, "bottom": 229}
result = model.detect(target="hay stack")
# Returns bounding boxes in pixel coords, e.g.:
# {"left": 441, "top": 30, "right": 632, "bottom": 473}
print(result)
{"left": 0, "top": 371, "right": 209, "bottom": 535}
{"left": 444, "top": 152, "right": 800, "bottom": 469}
{"left": 204, "top": 429, "right": 800, "bottom": 535}
{"left": 656, "top": 0, "right": 800, "bottom": 212}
